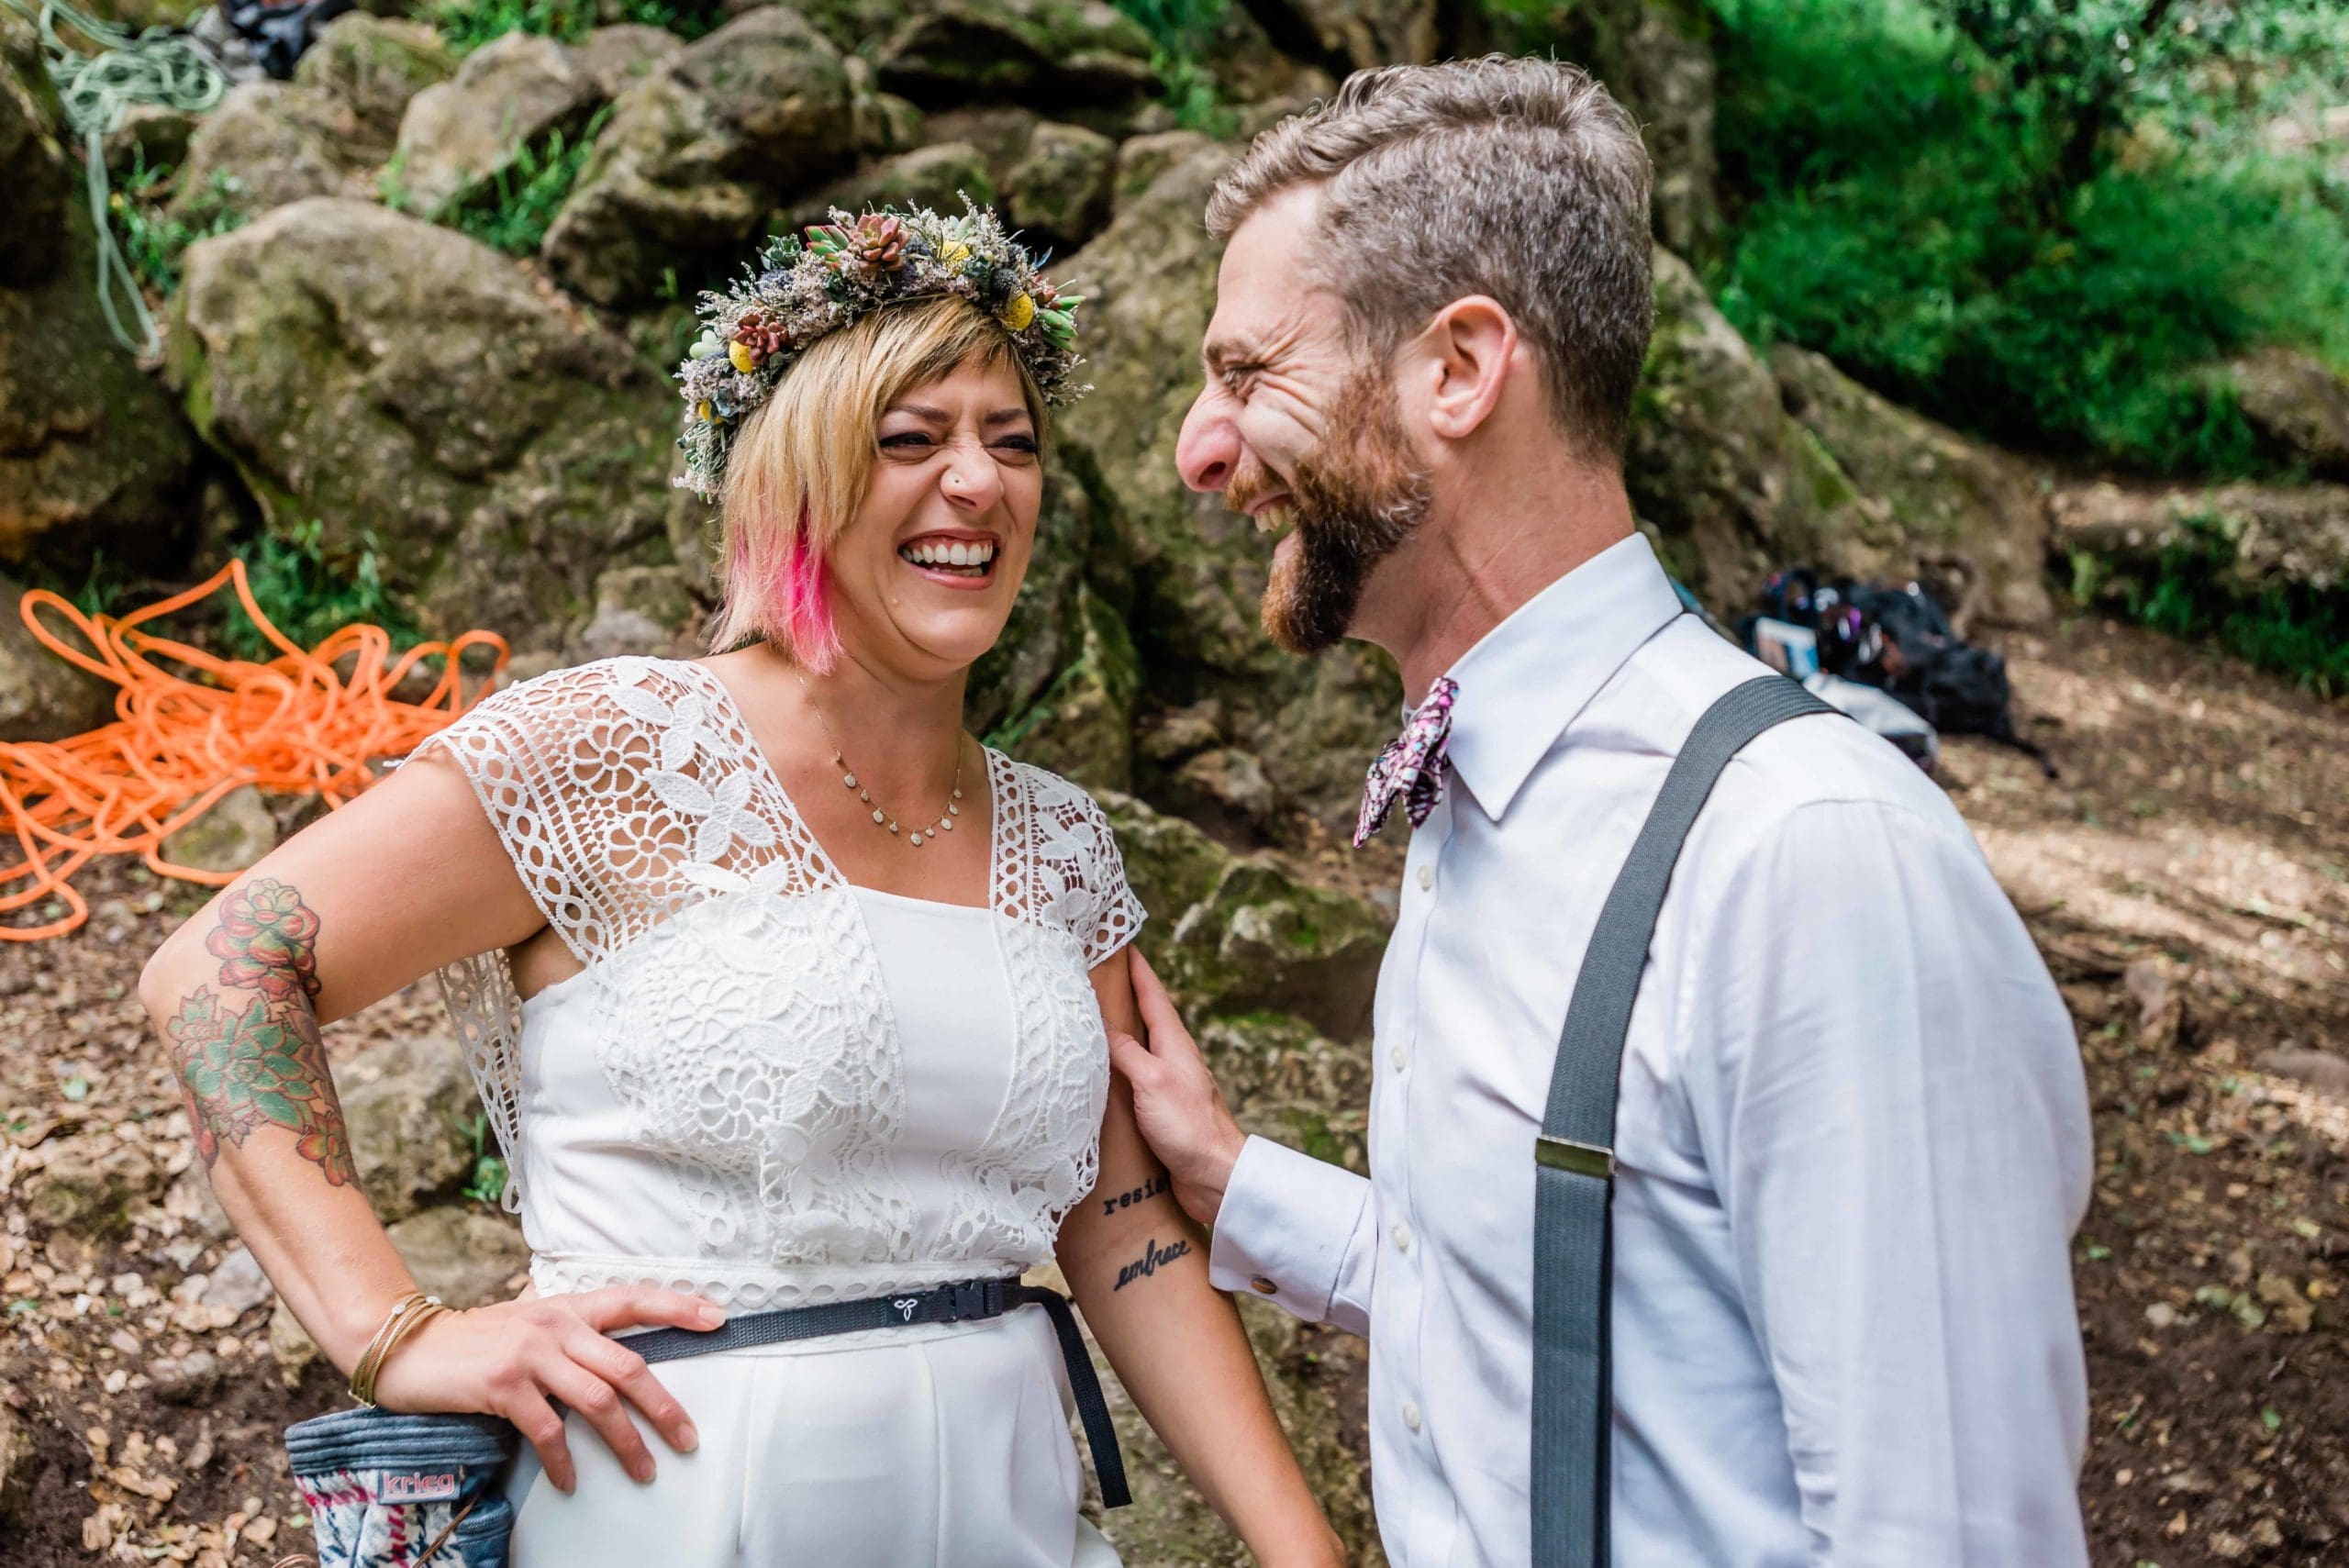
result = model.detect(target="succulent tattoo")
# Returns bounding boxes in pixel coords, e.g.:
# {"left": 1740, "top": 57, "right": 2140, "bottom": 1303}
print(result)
{"left": 164, "top": 878, "right": 355, "bottom": 1184}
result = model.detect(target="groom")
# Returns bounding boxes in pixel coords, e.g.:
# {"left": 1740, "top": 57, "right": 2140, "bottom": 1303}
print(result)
{"left": 1107, "top": 56, "right": 2095, "bottom": 1568}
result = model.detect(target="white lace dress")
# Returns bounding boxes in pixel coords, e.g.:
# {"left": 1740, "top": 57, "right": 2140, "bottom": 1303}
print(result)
{"left": 404, "top": 655, "right": 1143, "bottom": 1567}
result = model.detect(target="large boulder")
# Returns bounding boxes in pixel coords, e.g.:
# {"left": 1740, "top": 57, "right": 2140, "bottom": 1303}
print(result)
{"left": 774, "top": 141, "right": 997, "bottom": 237}
{"left": 340, "top": 1032, "right": 487, "bottom": 1222}
{"left": 1628, "top": 248, "right": 1896, "bottom": 612}
{"left": 2228, "top": 348, "right": 2349, "bottom": 480}
{"left": 392, "top": 32, "right": 602, "bottom": 214}
{"left": 1098, "top": 792, "right": 1390, "bottom": 1040}
{"left": 0, "top": 15, "right": 73, "bottom": 287}
{"left": 167, "top": 82, "right": 364, "bottom": 225}
{"left": 293, "top": 13, "right": 456, "bottom": 150}
{"left": 569, "top": 22, "right": 685, "bottom": 100}
{"left": 1007, "top": 120, "right": 1117, "bottom": 254}
{"left": 0, "top": 571, "right": 118, "bottom": 740}
{"left": 2052, "top": 480, "right": 2349, "bottom": 597}
{"left": 1246, "top": 0, "right": 1437, "bottom": 73}
{"left": 793, "top": 0, "right": 1157, "bottom": 106}
{"left": 1771, "top": 346, "right": 2054, "bottom": 627}
{"left": 0, "top": 17, "right": 198, "bottom": 579}
{"left": 542, "top": 7, "right": 863, "bottom": 306}
{"left": 169, "top": 199, "right": 676, "bottom": 639}
{"left": 1058, "top": 146, "right": 1403, "bottom": 831}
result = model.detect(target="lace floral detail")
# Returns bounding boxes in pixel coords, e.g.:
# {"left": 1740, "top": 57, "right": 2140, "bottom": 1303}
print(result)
{"left": 407, "top": 656, "right": 1144, "bottom": 1305}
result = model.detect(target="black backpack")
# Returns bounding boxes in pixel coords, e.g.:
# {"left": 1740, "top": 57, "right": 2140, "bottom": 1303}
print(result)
{"left": 1752, "top": 571, "right": 2057, "bottom": 778}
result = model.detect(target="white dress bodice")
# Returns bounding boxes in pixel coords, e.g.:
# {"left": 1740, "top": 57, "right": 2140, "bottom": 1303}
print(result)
{"left": 406, "top": 654, "right": 1144, "bottom": 1311}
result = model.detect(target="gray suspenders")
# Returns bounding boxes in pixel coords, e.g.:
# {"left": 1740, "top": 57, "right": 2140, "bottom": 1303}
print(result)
{"left": 1531, "top": 674, "right": 1837, "bottom": 1566}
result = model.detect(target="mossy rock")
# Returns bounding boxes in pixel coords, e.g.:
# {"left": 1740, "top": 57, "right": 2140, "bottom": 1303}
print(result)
{"left": 169, "top": 198, "right": 674, "bottom": 641}
{"left": 295, "top": 13, "right": 456, "bottom": 148}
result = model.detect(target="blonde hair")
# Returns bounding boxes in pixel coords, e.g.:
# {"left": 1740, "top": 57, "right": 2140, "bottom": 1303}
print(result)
{"left": 707, "top": 296, "right": 1050, "bottom": 668}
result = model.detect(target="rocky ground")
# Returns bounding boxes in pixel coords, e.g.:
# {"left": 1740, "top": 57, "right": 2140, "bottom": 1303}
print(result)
{"left": 0, "top": 613, "right": 2341, "bottom": 1566}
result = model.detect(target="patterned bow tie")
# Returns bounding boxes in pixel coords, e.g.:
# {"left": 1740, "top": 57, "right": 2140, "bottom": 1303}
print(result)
{"left": 1354, "top": 677, "right": 1459, "bottom": 848}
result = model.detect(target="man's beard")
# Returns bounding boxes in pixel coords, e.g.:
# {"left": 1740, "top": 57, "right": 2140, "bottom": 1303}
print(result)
{"left": 1240, "top": 366, "right": 1433, "bottom": 655}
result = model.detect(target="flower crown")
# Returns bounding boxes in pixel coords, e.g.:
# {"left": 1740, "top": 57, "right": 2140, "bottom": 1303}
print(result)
{"left": 674, "top": 196, "right": 1087, "bottom": 502}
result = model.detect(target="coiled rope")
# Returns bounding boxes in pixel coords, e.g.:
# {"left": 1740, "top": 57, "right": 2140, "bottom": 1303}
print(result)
{"left": 1, "top": 567, "right": 508, "bottom": 941}
{"left": 1, "top": 0, "right": 228, "bottom": 353}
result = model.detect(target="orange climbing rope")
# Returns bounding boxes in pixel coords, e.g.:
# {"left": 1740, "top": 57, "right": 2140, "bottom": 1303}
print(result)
{"left": 1, "top": 561, "right": 507, "bottom": 941}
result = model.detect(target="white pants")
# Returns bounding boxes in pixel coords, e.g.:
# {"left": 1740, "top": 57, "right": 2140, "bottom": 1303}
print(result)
{"left": 504, "top": 1309, "right": 1122, "bottom": 1566}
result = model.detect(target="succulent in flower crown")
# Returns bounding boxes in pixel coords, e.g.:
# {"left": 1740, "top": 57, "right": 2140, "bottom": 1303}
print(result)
{"left": 674, "top": 195, "right": 1088, "bottom": 502}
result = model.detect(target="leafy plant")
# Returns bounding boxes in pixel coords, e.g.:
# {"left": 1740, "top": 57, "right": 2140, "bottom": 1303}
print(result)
{"left": 108, "top": 155, "right": 248, "bottom": 296}
{"left": 2069, "top": 520, "right": 2349, "bottom": 695}
{"left": 427, "top": 0, "right": 714, "bottom": 53}
{"left": 1112, "top": 0, "right": 1240, "bottom": 137}
{"left": 1704, "top": 0, "right": 2349, "bottom": 476}
{"left": 444, "top": 107, "right": 612, "bottom": 257}
{"left": 219, "top": 518, "right": 417, "bottom": 664}
{"left": 462, "top": 1113, "right": 509, "bottom": 1207}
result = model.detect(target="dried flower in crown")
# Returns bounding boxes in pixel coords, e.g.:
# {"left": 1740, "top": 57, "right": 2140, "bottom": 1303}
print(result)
{"left": 674, "top": 195, "right": 1088, "bottom": 502}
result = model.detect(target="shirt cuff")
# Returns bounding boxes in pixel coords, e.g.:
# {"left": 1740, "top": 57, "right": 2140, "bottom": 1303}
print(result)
{"left": 1208, "top": 1135, "right": 1373, "bottom": 1327}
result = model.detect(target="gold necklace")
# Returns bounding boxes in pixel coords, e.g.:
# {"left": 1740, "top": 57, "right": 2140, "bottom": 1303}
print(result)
{"left": 796, "top": 674, "right": 965, "bottom": 848}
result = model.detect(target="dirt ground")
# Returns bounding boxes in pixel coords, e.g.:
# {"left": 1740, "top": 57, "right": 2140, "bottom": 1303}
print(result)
{"left": 3, "top": 614, "right": 2344, "bottom": 1566}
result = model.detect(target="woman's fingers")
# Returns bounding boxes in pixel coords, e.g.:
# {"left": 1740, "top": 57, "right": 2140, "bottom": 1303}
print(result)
{"left": 576, "top": 1284, "right": 725, "bottom": 1336}
{"left": 540, "top": 1352, "right": 659, "bottom": 1485}
{"left": 568, "top": 1326, "right": 699, "bottom": 1455}
{"left": 504, "top": 1385, "right": 578, "bottom": 1495}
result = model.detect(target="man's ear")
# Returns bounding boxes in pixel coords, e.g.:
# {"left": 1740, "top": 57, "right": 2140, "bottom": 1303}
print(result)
{"left": 1415, "top": 295, "right": 1520, "bottom": 442}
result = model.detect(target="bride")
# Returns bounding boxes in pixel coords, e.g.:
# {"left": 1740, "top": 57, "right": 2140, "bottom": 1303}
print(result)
{"left": 137, "top": 202, "right": 1343, "bottom": 1566}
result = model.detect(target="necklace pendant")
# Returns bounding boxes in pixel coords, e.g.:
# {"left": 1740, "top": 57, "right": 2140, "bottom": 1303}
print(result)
{"left": 887, "top": 820, "right": 899, "bottom": 834}
{"left": 940, "top": 817, "right": 953, "bottom": 831}
{"left": 842, "top": 773, "right": 858, "bottom": 789}
{"left": 909, "top": 832, "right": 924, "bottom": 847}
{"left": 871, "top": 807, "right": 885, "bottom": 824}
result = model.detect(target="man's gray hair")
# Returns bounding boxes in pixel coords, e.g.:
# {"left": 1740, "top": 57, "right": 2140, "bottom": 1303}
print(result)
{"left": 1208, "top": 55, "right": 1655, "bottom": 463}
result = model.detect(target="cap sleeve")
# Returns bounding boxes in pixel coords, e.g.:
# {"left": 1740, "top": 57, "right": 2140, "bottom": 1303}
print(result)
{"left": 400, "top": 661, "right": 624, "bottom": 968}
{"left": 1021, "top": 764, "right": 1146, "bottom": 969}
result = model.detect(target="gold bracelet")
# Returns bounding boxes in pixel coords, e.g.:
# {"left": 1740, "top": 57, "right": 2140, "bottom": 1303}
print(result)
{"left": 350, "top": 1291, "right": 443, "bottom": 1407}
{"left": 349, "top": 1291, "right": 426, "bottom": 1398}
{"left": 352, "top": 1295, "right": 443, "bottom": 1407}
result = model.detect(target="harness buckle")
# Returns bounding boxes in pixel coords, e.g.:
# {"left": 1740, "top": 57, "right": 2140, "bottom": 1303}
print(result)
{"left": 943, "top": 1280, "right": 1004, "bottom": 1323}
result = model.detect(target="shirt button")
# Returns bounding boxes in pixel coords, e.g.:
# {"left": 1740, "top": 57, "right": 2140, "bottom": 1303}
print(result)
{"left": 1249, "top": 1276, "right": 1278, "bottom": 1296}
{"left": 1401, "top": 1400, "right": 1423, "bottom": 1432}
{"left": 1391, "top": 1221, "right": 1413, "bottom": 1252}
{"left": 1416, "top": 864, "right": 1434, "bottom": 892}
{"left": 1389, "top": 1044, "right": 1408, "bottom": 1073}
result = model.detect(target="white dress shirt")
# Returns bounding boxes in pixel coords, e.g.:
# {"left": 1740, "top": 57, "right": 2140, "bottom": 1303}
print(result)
{"left": 1208, "top": 535, "right": 2093, "bottom": 1568}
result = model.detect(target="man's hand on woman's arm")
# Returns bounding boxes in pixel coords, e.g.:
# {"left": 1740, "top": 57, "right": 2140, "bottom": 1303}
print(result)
{"left": 1101, "top": 950, "right": 1248, "bottom": 1227}
{"left": 135, "top": 751, "right": 719, "bottom": 1493}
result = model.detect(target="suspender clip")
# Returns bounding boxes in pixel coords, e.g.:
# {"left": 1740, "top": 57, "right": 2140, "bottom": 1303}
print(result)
{"left": 1534, "top": 1136, "right": 1616, "bottom": 1180}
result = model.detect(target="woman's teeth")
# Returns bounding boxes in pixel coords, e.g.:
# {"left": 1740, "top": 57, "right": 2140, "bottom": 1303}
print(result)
{"left": 898, "top": 539, "right": 996, "bottom": 576}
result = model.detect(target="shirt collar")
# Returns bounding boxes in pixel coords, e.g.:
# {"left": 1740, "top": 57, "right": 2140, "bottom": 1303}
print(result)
{"left": 1437, "top": 532, "right": 1685, "bottom": 821}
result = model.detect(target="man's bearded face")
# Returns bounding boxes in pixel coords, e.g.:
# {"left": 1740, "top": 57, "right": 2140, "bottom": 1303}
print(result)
{"left": 1229, "top": 361, "right": 1433, "bottom": 654}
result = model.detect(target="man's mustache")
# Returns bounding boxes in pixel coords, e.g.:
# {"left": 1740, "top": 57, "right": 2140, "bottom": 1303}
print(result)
{"left": 1224, "top": 458, "right": 1287, "bottom": 522}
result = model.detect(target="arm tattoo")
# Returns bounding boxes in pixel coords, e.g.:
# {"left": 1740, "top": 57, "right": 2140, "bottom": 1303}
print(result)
{"left": 162, "top": 877, "right": 356, "bottom": 1185}
{"left": 1099, "top": 1169, "right": 1169, "bottom": 1217}
{"left": 1113, "top": 1236, "right": 1193, "bottom": 1292}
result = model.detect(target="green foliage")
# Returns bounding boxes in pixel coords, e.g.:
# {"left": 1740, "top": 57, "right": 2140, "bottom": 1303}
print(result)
{"left": 426, "top": 0, "right": 713, "bottom": 54}
{"left": 107, "top": 156, "right": 247, "bottom": 296}
{"left": 449, "top": 108, "right": 611, "bottom": 257}
{"left": 2070, "top": 524, "right": 2349, "bottom": 695}
{"left": 1707, "top": 0, "right": 2349, "bottom": 476}
{"left": 1111, "top": 0, "right": 1240, "bottom": 137}
{"left": 379, "top": 109, "right": 610, "bottom": 258}
{"left": 462, "top": 1113, "right": 510, "bottom": 1207}
{"left": 220, "top": 518, "right": 417, "bottom": 664}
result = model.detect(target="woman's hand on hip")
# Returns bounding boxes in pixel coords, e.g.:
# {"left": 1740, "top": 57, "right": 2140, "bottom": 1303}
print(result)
{"left": 370, "top": 1284, "right": 723, "bottom": 1493}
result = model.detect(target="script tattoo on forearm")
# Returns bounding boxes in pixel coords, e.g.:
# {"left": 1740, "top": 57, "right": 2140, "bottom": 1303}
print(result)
{"left": 1099, "top": 1169, "right": 1169, "bottom": 1218}
{"left": 1113, "top": 1236, "right": 1193, "bottom": 1292}
{"left": 162, "top": 877, "right": 356, "bottom": 1185}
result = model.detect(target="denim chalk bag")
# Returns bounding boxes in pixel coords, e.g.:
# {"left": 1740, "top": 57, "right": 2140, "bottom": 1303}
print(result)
{"left": 281, "top": 1409, "right": 516, "bottom": 1568}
